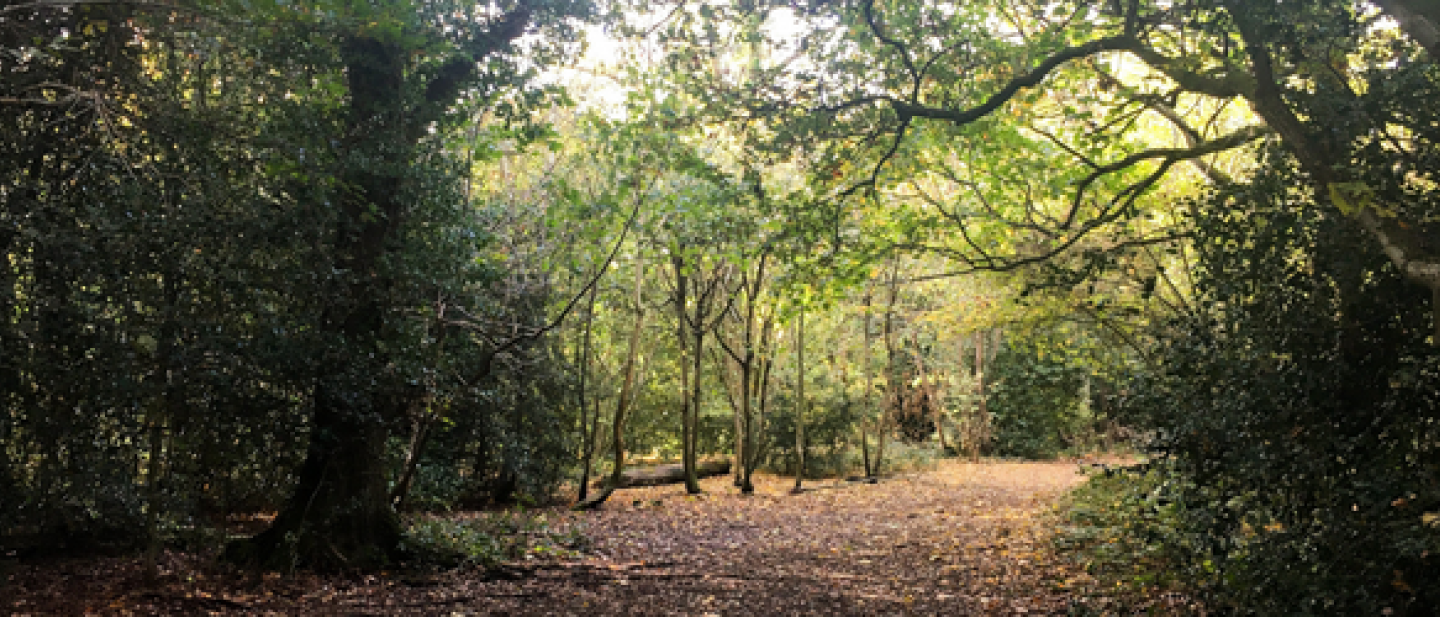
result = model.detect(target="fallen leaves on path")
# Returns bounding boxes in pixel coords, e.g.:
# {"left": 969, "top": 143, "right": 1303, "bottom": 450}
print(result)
{"left": 4, "top": 460, "right": 1146, "bottom": 615}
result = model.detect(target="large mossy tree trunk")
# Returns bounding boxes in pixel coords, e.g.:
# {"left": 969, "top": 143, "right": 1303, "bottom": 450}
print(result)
{"left": 226, "top": 386, "right": 403, "bottom": 571}
{"left": 226, "top": 6, "right": 537, "bottom": 570}
{"left": 226, "top": 35, "right": 411, "bottom": 571}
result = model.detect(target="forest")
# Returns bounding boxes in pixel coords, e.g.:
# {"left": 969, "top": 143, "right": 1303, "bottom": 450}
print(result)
{"left": 2, "top": 0, "right": 1438, "bottom": 614}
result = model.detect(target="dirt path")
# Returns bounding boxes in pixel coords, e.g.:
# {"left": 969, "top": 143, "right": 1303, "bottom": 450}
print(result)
{"left": 6, "top": 460, "right": 1116, "bottom": 615}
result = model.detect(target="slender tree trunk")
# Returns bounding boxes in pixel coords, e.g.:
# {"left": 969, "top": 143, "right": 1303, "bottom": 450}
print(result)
{"left": 389, "top": 404, "right": 431, "bottom": 511}
{"left": 576, "top": 283, "right": 600, "bottom": 502}
{"left": 875, "top": 261, "right": 901, "bottom": 477}
{"left": 390, "top": 309, "right": 451, "bottom": 511}
{"left": 861, "top": 288, "right": 876, "bottom": 478}
{"left": 671, "top": 252, "right": 703, "bottom": 494}
{"left": 731, "top": 358, "right": 746, "bottom": 488}
{"left": 722, "top": 255, "right": 769, "bottom": 495}
{"left": 574, "top": 255, "right": 646, "bottom": 510}
{"left": 746, "top": 313, "right": 777, "bottom": 492}
{"left": 685, "top": 318, "right": 706, "bottom": 494}
{"left": 975, "top": 328, "right": 987, "bottom": 458}
{"left": 738, "top": 347, "right": 755, "bottom": 494}
{"left": 609, "top": 284, "right": 644, "bottom": 491}
{"left": 792, "top": 308, "right": 806, "bottom": 493}
{"left": 144, "top": 271, "right": 183, "bottom": 584}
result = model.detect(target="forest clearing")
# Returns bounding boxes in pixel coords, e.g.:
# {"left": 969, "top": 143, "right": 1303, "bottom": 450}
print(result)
{"left": 5, "top": 0, "right": 1439, "bottom": 613}
{"left": 6, "top": 460, "right": 1187, "bottom": 616}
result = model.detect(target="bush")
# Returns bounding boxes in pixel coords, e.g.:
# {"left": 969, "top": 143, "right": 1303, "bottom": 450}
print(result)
{"left": 761, "top": 388, "right": 865, "bottom": 478}
{"left": 1113, "top": 151, "right": 1440, "bottom": 614}
{"left": 987, "top": 342, "right": 1089, "bottom": 459}
{"left": 1056, "top": 465, "right": 1209, "bottom": 609}
{"left": 403, "top": 511, "right": 589, "bottom": 570}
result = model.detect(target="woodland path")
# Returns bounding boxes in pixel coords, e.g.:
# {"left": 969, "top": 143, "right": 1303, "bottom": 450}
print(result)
{"left": 6, "top": 460, "right": 1126, "bottom": 615}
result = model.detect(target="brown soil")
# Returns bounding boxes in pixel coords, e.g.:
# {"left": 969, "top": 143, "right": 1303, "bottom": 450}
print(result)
{"left": 4, "top": 460, "right": 1133, "bottom": 615}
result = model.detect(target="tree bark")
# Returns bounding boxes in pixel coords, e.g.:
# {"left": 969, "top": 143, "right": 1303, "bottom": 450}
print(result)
{"left": 221, "top": 3, "right": 541, "bottom": 568}
{"left": 976, "top": 330, "right": 986, "bottom": 426}
{"left": 875, "top": 260, "right": 902, "bottom": 476}
{"left": 716, "top": 253, "right": 771, "bottom": 494}
{"left": 860, "top": 286, "right": 876, "bottom": 478}
{"left": 576, "top": 282, "right": 600, "bottom": 502}
{"left": 574, "top": 254, "right": 646, "bottom": 511}
{"left": 792, "top": 308, "right": 806, "bottom": 493}
{"left": 226, "top": 34, "right": 414, "bottom": 571}
{"left": 670, "top": 250, "right": 709, "bottom": 495}
{"left": 1225, "top": 6, "right": 1440, "bottom": 344}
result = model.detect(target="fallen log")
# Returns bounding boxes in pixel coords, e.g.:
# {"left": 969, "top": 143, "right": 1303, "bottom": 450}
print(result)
{"left": 591, "top": 460, "right": 731, "bottom": 489}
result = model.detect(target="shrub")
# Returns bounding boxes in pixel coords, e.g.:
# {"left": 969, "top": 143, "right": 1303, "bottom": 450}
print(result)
{"left": 402, "top": 511, "right": 590, "bottom": 570}
{"left": 987, "top": 342, "right": 1089, "bottom": 459}
{"left": 1114, "top": 151, "right": 1440, "bottom": 614}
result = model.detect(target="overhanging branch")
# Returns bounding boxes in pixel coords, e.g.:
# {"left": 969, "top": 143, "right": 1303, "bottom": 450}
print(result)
{"left": 1064, "top": 124, "right": 1270, "bottom": 229}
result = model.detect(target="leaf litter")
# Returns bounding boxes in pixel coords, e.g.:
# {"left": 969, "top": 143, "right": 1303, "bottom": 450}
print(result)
{"left": 5, "top": 460, "right": 1156, "bottom": 615}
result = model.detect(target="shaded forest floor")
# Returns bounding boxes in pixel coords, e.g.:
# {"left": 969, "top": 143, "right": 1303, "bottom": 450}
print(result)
{"left": 5, "top": 460, "right": 1185, "bottom": 615}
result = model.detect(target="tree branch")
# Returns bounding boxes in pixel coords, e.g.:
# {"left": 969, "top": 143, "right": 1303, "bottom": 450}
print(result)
{"left": 891, "top": 34, "right": 1143, "bottom": 125}
{"left": 1063, "top": 124, "right": 1270, "bottom": 229}
{"left": 1374, "top": 0, "right": 1440, "bottom": 59}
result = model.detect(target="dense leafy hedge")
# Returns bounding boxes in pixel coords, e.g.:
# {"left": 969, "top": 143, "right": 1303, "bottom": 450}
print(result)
{"left": 1110, "top": 152, "right": 1440, "bottom": 614}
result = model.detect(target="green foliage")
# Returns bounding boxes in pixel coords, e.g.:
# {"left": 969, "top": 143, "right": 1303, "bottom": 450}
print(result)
{"left": 1055, "top": 467, "right": 1195, "bottom": 602}
{"left": 761, "top": 384, "right": 864, "bottom": 478}
{"left": 403, "top": 511, "right": 589, "bottom": 569}
{"left": 987, "top": 341, "right": 1091, "bottom": 459}
{"left": 405, "top": 342, "right": 578, "bottom": 510}
{"left": 0, "top": 2, "right": 327, "bottom": 549}
{"left": 1, "top": 0, "right": 593, "bottom": 566}
{"left": 1114, "top": 149, "right": 1440, "bottom": 614}
{"left": 874, "top": 441, "right": 943, "bottom": 475}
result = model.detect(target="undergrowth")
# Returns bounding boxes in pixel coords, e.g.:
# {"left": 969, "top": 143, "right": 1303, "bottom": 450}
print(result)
{"left": 402, "top": 510, "right": 590, "bottom": 570}
{"left": 1053, "top": 465, "right": 1204, "bottom": 613}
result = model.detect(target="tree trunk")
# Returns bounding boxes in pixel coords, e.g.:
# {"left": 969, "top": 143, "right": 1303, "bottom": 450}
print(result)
{"left": 738, "top": 346, "right": 756, "bottom": 494}
{"left": 227, "top": 386, "right": 403, "bottom": 571}
{"left": 576, "top": 282, "right": 600, "bottom": 502}
{"left": 875, "top": 261, "right": 901, "bottom": 476}
{"left": 860, "top": 287, "right": 876, "bottom": 478}
{"left": 685, "top": 318, "right": 706, "bottom": 494}
{"left": 1230, "top": 7, "right": 1440, "bottom": 344}
{"left": 226, "top": 34, "right": 417, "bottom": 571}
{"left": 731, "top": 359, "right": 746, "bottom": 488}
{"left": 746, "top": 312, "right": 777, "bottom": 493}
{"left": 144, "top": 271, "right": 183, "bottom": 585}
{"left": 671, "top": 252, "right": 704, "bottom": 495}
{"left": 792, "top": 308, "right": 806, "bottom": 493}
{"left": 719, "top": 254, "right": 770, "bottom": 495}
{"left": 574, "top": 254, "right": 646, "bottom": 511}
{"left": 390, "top": 309, "right": 452, "bottom": 511}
